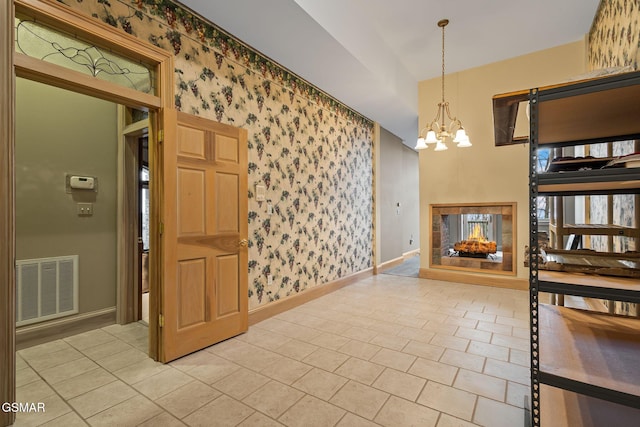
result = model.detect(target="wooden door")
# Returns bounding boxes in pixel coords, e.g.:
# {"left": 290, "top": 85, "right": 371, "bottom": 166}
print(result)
{"left": 160, "top": 110, "right": 248, "bottom": 362}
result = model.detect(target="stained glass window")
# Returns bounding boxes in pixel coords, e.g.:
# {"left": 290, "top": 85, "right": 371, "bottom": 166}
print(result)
{"left": 15, "top": 15, "right": 155, "bottom": 94}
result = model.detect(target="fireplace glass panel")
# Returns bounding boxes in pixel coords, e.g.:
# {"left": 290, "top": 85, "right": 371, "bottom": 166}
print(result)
{"left": 430, "top": 203, "right": 516, "bottom": 275}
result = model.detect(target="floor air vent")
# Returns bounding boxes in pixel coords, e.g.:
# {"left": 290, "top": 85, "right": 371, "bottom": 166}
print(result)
{"left": 16, "top": 255, "right": 79, "bottom": 327}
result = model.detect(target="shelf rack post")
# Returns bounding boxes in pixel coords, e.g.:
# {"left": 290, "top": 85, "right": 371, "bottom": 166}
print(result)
{"left": 529, "top": 88, "right": 541, "bottom": 427}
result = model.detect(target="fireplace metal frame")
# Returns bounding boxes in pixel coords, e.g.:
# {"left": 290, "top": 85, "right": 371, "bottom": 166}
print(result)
{"left": 429, "top": 202, "right": 517, "bottom": 275}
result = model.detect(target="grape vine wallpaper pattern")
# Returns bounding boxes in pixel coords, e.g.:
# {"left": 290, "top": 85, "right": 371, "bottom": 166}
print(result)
{"left": 588, "top": 0, "right": 639, "bottom": 254}
{"left": 59, "top": 0, "right": 374, "bottom": 309}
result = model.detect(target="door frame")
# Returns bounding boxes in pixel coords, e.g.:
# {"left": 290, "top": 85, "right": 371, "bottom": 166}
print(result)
{"left": 0, "top": 1, "right": 173, "bottom": 424}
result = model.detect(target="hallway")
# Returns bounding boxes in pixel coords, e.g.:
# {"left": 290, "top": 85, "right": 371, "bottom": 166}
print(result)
{"left": 13, "top": 275, "right": 530, "bottom": 426}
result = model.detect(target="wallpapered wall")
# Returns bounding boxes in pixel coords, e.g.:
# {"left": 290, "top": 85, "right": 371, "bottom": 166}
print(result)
{"left": 587, "top": 0, "right": 639, "bottom": 253}
{"left": 61, "top": 0, "right": 374, "bottom": 309}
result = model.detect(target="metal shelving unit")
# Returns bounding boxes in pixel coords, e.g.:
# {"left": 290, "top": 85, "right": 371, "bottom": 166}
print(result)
{"left": 528, "top": 71, "right": 640, "bottom": 426}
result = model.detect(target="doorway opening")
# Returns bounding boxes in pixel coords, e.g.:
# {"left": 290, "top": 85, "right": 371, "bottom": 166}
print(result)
{"left": 14, "top": 79, "right": 152, "bottom": 351}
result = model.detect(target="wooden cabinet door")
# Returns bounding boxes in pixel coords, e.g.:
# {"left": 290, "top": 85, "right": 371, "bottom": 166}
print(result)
{"left": 160, "top": 110, "right": 248, "bottom": 362}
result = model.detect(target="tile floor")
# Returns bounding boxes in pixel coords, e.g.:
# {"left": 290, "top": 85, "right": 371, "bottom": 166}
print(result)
{"left": 12, "top": 274, "right": 531, "bottom": 427}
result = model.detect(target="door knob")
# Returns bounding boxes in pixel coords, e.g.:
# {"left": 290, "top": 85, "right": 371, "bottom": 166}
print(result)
{"left": 239, "top": 239, "right": 248, "bottom": 247}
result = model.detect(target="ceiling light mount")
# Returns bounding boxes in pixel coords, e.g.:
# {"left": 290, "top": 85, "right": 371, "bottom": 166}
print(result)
{"left": 416, "top": 18, "right": 472, "bottom": 151}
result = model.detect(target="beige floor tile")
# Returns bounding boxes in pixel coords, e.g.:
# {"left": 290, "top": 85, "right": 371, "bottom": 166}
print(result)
{"left": 374, "top": 395, "right": 439, "bottom": 427}
{"left": 183, "top": 394, "right": 254, "bottom": 427}
{"left": 155, "top": 381, "right": 220, "bottom": 419}
{"left": 81, "top": 339, "right": 134, "bottom": 361}
{"left": 13, "top": 393, "right": 72, "bottom": 427}
{"left": 392, "top": 315, "right": 429, "bottom": 329}
{"left": 422, "top": 320, "right": 458, "bottom": 335}
{"left": 95, "top": 347, "right": 149, "bottom": 372}
{"left": 509, "top": 348, "right": 530, "bottom": 367}
{"left": 477, "top": 321, "right": 512, "bottom": 336}
{"left": 292, "top": 367, "right": 348, "bottom": 400}
{"left": 85, "top": 394, "right": 162, "bottom": 427}
{"left": 334, "top": 357, "right": 385, "bottom": 385}
{"left": 341, "top": 326, "right": 380, "bottom": 342}
{"left": 368, "top": 333, "right": 410, "bottom": 351}
{"left": 213, "top": 340, "right": 286, "bottom": 371}
{"left": 453, "top": 369, "right": 506, "bottom": 401}
{"left": 16, "top": 353, "right": 27, "bottom": 370}
{"left": 113, "top": 357, "right": 170, "bottom": 385}
{"left": 309, "top": 332, "right": 351, "bottom": 350}
{"left": 16, "top": 379, "right": 56, "bottom": 402}
{"left": 330, "top": 380, "right": 389, "bottom": 420}
{"left": 213, "top": 367, "right": 270, "bottom": 400}
{"left": 398, "top": 327, "right": 436, "bottom": 344}
{"left": 483, "top": 358, "right": 530, "bottom": 385}
{"left": 240, "top": 328, "right": 293, "bottom": 351}
{"left": 335, "top": 413, "right": 379, "bottom": 426}
{"left": 444, "top": 316, "right": 478, "bottom": 329}
{"left": 417, "top": 381, "right": 476, "bottom": 421}
{"left": 467, "top": 340, "right": 510, "bottom": 362}
{"left": 271, "top": 322, "right": 322, "bottom": 342}
{"left": 133, "top": 367, "right": 194, "bottom": 399}
{"left": 464, "top": 311, "right": 497, "bottom": 323}
{"left": 454, "top": 326, "right": 492, "bottom": 343}
{"left": 242, "top": 380, "right": 305, "bottom": 418}
{"left": 40, "top": 411, "right": 88, "bottom": 427}
{"left": 50, "top": 367, "right": 117, "bottom": 400}
{"left": 337, "top": 340, "right": 381, "bottom": 360}
{"left": 409, "top": 358, "right": 458, "bottom": 385}
{"left": 63, "top": 329, "right": 117, "bottom": 351}
{"left": 260, "top": 357, "right": 313, "bottom": 385}
{"left": 18, "top": 339, "right": 71, "bottom": 360}
{"left": 302, "top": 347, "right": 349, "bottom": 371}
{"left": 38, "top": 356, "right": 98, "bottom": 384}
{"left": 511, "top": 326, "right": 530, "bottom": 340}
{"left": 15, "top": 366, "right": 40, "bottom": 388}
{"left": 372, "top": 368, "right": 426, "bottom": 402}
{"left": 138, "top": 411, "right": 186, "bottom": 427}
{"left": 430, "top": 334, "right": 469, "bottom": 352}
{"left": 436, "top": 413, "right": 478, "bottom": 427}
{"left": 274, "top": 339, "right": 319, "bottom": 360}
{"left": 278, "top": 395, "right": 346, "bottom": 427}
{"left": 23, "top": 346, "right": 84, "bottom": 372}
{"left": 67, "top": 380, "right": 137, "bottom": 418}
{"left": 496, "top": 315, "right": 528, "bottom": 329}
{"left": 490, "top": 333, "right": 529, "bottom": 352}
{"left": 402, "top": 340, "right": 445, "bottom": 361}
{"left": 237, "top": 412, "right": 283, "bottom": 426}
{"left": 366, "top": 320, "right": 404, "bottom": 336}
{"left": 439, "top": 348, "right": 485, "bottom": 372}
{"left": 370, "top": 348, "right": 416, "bottom": 372}
{"left": 506, "top": 381, "right": 530, "bottom": 408}
{"left": 473, "top": 397, "right": 524, "bottom": 427}
{"left": 314, "top": 319, "right": 352, "bottom": 335}
{"left": 181, "top": 354, "right": 243, "bottom": 384}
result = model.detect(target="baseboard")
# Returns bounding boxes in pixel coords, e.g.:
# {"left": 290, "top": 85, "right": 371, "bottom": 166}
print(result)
{"left": 402, "top": 249, "right": 420, "bottom": 259}
{"left": 16, "top": 307, "right": 116, "bottom": 350}
{"left": 419, "top": 268, "right": 528, "bottom": 291}
{"left": 249, "top": 268, "right": 374, "bottom": 326}
{"left": 377, "top": 256, "right": 405, "bottom": 272}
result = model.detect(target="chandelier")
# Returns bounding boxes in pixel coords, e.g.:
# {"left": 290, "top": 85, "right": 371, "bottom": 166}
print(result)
{"left": 415, "top": 19, "right": 471, "bottom": 151}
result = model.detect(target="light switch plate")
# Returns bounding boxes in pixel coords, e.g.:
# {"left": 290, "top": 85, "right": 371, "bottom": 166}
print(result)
{"left": 255, "top": 184, "right": 266, "bottom": 201}
{"left": 77, "top": 203, "right": 93, "bottom": 216}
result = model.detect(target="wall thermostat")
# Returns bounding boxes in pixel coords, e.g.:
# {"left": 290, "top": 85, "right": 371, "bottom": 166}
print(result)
{"left": 68, "top": 175, "right": 96, "bottom": 190}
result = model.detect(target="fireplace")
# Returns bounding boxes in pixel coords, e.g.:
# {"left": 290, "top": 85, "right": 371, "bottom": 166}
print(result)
{"left": 430, "top": 203, "right": 516, "bottom": 275}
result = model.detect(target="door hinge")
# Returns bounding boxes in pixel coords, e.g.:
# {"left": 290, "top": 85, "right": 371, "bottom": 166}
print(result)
{"left": 159, "top": 222, "right": 164, "bottom": 235}
{"left": 159, "top": 314, "right": 164, "bottom": 328}
{"left": 158, "top": 130, "right": 164, "bottom": 142}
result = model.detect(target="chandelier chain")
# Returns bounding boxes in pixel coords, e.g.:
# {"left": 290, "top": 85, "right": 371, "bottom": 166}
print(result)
{"left": 441, "top": 22, "right": 445, "bottom": 105}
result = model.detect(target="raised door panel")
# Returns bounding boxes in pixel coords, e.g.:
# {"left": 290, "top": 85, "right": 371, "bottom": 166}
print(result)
{"left": 216, "top": 254, "right": 239, "bottom": 317}
{"left": 215, "top": 134, "right": 239, "bottom": 163}
{"left": 177, "top": 258, "right": 206, "bottom": 328}
{"left": 177, "top": 168, "right": 206, "bottom": 236}
{"left": 177, "top": 126, "right": 206, "bottom": 159}
{"left": 216, "top": 172, "right": 239, "bottom": 233}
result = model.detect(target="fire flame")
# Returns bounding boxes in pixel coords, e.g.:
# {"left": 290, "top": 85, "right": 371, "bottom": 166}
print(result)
{"left": 468, "top": 224, "right": 488, "bottom": 242}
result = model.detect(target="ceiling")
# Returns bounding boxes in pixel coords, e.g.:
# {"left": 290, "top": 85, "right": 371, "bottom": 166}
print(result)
{"left": 177, "top": 0, "right": 601, "bottom": 147}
